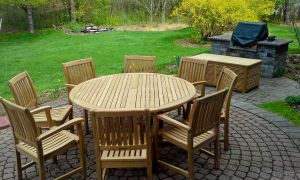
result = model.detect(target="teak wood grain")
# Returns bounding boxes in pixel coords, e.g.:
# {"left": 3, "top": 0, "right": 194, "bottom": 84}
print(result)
{"left": 69, "top": 73, "right": 196, "bottom": 113}
{"left": 154, "top": 89, "right": 228, "bottom": 180}
{"left": 0, "top": 98, "right": 86, "bottom": 180}
{"left": 62, "top": 58, "right": 96, "bottom": 134}
{"left": 92, "top": 109, "right": 152, "bottom": 180}
{"left": 8, "top": 71, "right": 72, "bottom": 130}
{"left": 124, "top": 55, "right": 156, "bottom": 73}
{"left": 191, "top": 53, "right": 261, "bottom": 93}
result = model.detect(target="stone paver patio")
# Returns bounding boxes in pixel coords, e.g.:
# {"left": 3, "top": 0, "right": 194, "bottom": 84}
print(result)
{"left": 0, "top": 77, "right": 300, "bottom": 179}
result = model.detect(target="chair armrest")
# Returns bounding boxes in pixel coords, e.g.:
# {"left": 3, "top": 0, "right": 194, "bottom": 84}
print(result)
{"left": 65, "top": 83, "right": 76, "bottom": 88}
{"left": 192, "top": 81, "right": 206, "bottom": 86}
{"left": 37, "top": 118, "right": 84, "bottom": 142}
{"left": 30, "top": 106, "right": 52, "bottom": 115}
{"left": 192, "top": 81, "right": 206, "bottom": 98}
{"left": 157, "top": 114, "right": 190, "bottom": 131}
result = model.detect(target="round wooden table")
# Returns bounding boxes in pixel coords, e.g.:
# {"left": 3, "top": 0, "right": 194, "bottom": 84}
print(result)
{"left": 69, "top": 73, "right": 196, "bottom": 113}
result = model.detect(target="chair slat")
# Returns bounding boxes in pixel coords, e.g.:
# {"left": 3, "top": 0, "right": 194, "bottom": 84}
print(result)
{"left": 124, "top": 55, "right": 156, "bottom": 73}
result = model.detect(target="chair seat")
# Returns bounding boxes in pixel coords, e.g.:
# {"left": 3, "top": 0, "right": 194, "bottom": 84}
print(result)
{"left": 160, "top": 126, "right": 216, "bottom": 150}
{"left": 100, "top": 149, "right": 148, "bottom": 168}
{"left": 101, "top": 149, "right": 147, "bottom": 161}
{"left": 16, "top": 130, "right": 78, "bottom": 160}
{"left": 33, "top": 105, "right": 72, "bottom": 127}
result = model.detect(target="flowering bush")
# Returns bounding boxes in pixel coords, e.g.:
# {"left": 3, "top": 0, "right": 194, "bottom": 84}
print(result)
{"left": 173, "top": 0, "right": 275, "bottom": 39}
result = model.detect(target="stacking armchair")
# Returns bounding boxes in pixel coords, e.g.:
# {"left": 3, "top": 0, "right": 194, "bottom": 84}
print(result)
{"left": 62, "top": 58, "right": 96, "bottom": 134}
{"left": 154, "top": 89, "right": 228, "bottom": 180}
{"left": 8, "top": 71, "right": 72, "bottom": 132}
{"left": 216, "top": 67, "right": 238, "bottom": 151}
{"left": 92, "top": 109, "right": 152, "bottom": 180}
{"left": 177, "top": 57, "right": 208, "bottom": 117}
{"left": 124, "top": 55, "right": 156, "bottom": 73}
{"left": 1, "top": 98, "right": 86, "bottom": 180}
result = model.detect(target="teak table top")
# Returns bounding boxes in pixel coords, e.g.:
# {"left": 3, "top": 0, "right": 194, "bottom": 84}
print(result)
{"left": 69, "top": 73, "right": 196, "bottom": 113}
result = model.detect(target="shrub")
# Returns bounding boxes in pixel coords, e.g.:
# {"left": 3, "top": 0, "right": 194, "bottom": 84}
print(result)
{"left": 285, "top": 95, "right": 300, "bottom": 106}
{"left": 173, "top": 0, "right": 275, "bottom": 39}
{"left": 64, "top": 22, "right": 84, "bottom": 33}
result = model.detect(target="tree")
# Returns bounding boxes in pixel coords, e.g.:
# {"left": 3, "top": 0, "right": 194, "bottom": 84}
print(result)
{"left": 0, "top": 0, "right": 47, "bottom": 33}
{"left": 70, "top": 0, "right": 76, "bottom": 22}
{"left": 174, "top": 0, "right": 275, "bottom": 39}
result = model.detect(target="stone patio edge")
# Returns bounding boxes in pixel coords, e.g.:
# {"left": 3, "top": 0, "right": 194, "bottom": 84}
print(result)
{"left": 232, "top": 99, "right": 300, "bottom": 150}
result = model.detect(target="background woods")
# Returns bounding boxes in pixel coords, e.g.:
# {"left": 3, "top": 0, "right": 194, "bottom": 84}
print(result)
{"left": 0, "top": 0, "right": 297, "bottom": 33}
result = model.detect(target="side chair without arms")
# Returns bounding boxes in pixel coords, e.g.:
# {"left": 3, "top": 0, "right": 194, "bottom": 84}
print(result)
{"left": 216, "top": 67, "right": 238, "bottom": 151}
{"left": 177, "top": 57, "right": 208, "bottom": 117}
{"left": 154, "top": 89, "right": 228, "bottom": 180}
{"left": 0, "top": 98, "right": 86, "bottom": 180}
{"left": 92, "top": 109, "right": 152, "bottom": 180}
{"left": 124, "top": 55, "right": 156, "bottom": 73}
{"left": 8, "top": 71, "right": 72, "bottom": 133}
{"left": 62, "top": 58, "right": 97, "bottom": 134}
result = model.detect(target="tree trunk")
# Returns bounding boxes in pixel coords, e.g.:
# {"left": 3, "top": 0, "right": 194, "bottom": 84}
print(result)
{"left": 70, "top": 0, "right": 76, "bottom": 22}
{"left": 23, "top": 5, "right": 35, "bottom": 33}
{"left": 150, "top": 0, "right": 153, "bottom": 23}
{"left": 161, "top": 0, "right": 166, "bottom": 24}
{"left": 283, "top": 0, "right": 290, "bottom": 24}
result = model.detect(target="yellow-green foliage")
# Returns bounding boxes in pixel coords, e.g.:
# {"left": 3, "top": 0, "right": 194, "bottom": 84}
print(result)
{"left": 174, "top": 0, "right": 275, "bottom": 39}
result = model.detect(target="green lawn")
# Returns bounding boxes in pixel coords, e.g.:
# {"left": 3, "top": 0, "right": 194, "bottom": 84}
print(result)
{"left": 268, "top": 24, "right": 300, "bottom": 53}
{"left": 257, "top": 101, "right": 300, "bottom": 126}
{"left": 0, "top": 24, "right": 299, "bottom": 98}
{"left": 0, "top": 28, "right": 209, "bottom": 98}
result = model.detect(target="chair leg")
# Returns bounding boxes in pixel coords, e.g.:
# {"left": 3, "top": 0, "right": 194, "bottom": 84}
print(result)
{"left": 16, "top": 151, "right": 22, "bottom": 180}
{"left": 79, "top": 144, "right": 86, "bottom": 178}
{"left": 37, "top": 160, "right": 46, "bottom": 180}
{"left": 153, "top": 117, "right": 160, "bottom": 172}
{"left": 69, "top": 108, "right": 73, "bottom": 119}
{"left": 224, "top": 118, "right": 229, "bottom": 151}
{"left": 177, "top": 107, "right": 182, "bottom": 115}
{"left": 183, "top": 103, "right": 191, "bottom": 119}
{"left": 147, "top": 165, "right": 152, "bottom": 180}
{"left": 83, "top": 109, "right": 89, "bottom": 134}
{"left": 187, "top": 147, "right": 194, "bottom": 180}
{"left": 214, "top": 138, "right": 220, "bottom": 169}
{"left": 53, "top": 156, "right": 57, "bottom": 163}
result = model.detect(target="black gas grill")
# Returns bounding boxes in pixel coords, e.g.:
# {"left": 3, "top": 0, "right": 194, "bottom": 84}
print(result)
{"left": 231, "top": 22, "right": 269, "bottom": 47}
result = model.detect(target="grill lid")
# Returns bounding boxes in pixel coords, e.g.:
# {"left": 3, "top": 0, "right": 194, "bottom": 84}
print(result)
{"left": 231, "top": 22, "right": 268, "bottom": 47}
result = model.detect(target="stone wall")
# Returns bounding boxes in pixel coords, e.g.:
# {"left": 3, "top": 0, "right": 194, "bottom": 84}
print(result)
{"left": 287, "top": 54, "right": 300, "bottom": 78}
{"left": 209, "top": 35, "right": 292, "bottom": 77}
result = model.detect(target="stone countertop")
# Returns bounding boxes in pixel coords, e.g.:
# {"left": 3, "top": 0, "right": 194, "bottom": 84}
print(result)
{"left": 208, "top": 34, "right": 293, "bottom": 47}
{"left": 257, "top": 39, "right": 293, "bottom": 46}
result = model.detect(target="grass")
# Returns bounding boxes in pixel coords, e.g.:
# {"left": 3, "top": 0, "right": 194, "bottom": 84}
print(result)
{"left": 257, "top": 101, "right": 300, "bottom": 126}
{"left": 0, "top": 28, "right": 209, "bottom": 98}
{"left": 268, "top": 24, "right": 300, "bottom": 53}
{"left": 0, "top": 23, "right": 299, "bottom": 98}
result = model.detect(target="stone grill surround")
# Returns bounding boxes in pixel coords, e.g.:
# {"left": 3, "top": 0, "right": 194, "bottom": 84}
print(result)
{"left": 208, "top": 34, "right": 292, "bottom": 77}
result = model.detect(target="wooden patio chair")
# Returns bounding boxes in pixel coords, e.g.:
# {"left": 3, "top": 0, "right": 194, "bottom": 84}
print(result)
{"left": 62, "top": 58, "right": 96, "bottom": 134}
{"left": 92, "top": 109, "right": 152, "bottom": 180}
{"left": 216, "top": 67, "right": 238, "bottom": 151}
{"left": 124, "top": 55, "right": 156, "bottom": 73}
{"left": 177, "top": 57, "right": 208, "bottom": 117}
{"left": 0, "top": 97, "right": 86, "bottom": 180}
{"left": 154, "top": 89, "right": 228, "bottom": 180}
{"left": 8, "top": 71, "right": 72, "bottom": 132}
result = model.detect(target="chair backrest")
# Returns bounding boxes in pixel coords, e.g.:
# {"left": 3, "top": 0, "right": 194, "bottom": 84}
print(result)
{"left": 8, "top": 71, "right": 39, "bottom": 108}
{"left": 62, "top": 58, "right": 96, "bottom": 91}
{"left": 216, "top": 67, "right": 238, "bottom": 117}
{"left": 1, "top": 98, "right": 37, "bottom": 147}
{"left": 124, "top": 55, "right": 156, "bottom": 73}
{"left": 178, "top": 57, "right": 207, "bottom": 83}
{"left": 189, "top": 89, "right": 228, "bottom": 137}
{"left": 92, "top": 109, "right": 151, "bottom": 150}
